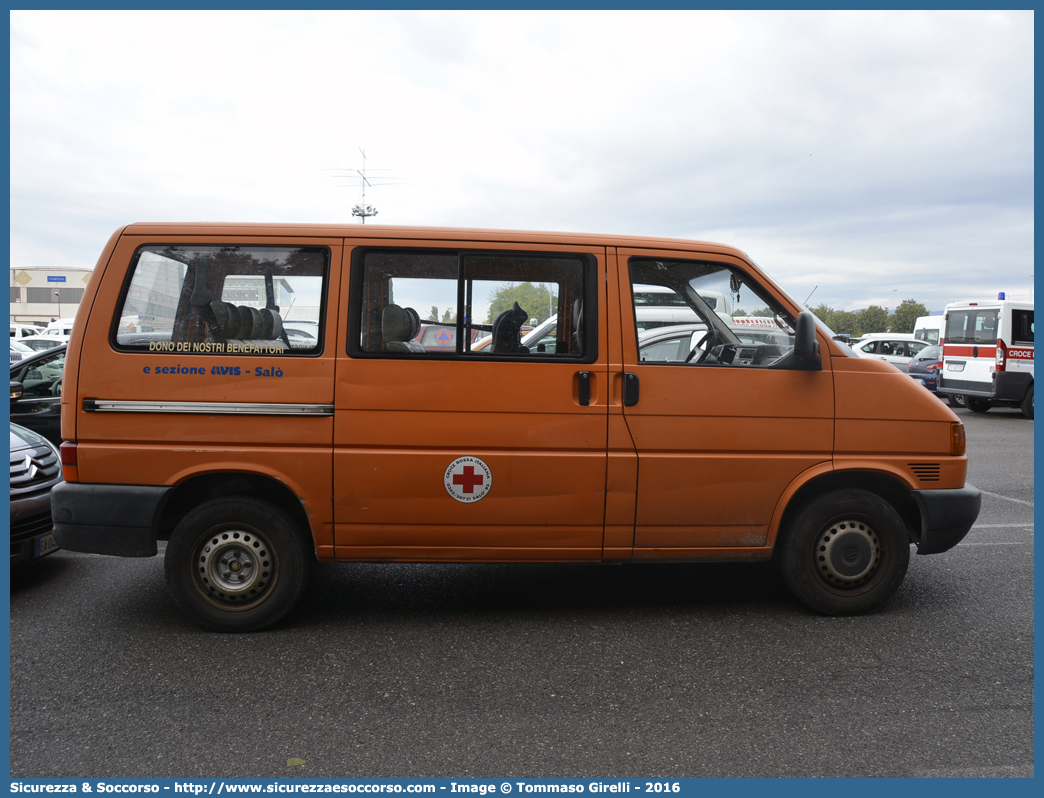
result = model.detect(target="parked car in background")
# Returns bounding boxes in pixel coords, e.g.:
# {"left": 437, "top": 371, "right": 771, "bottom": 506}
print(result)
{"left": 20, "top": 336, "right": 66, "bottom": 352}
{"left": 913, "top": 315, "right": 944, "bottom": 346}
{"left": 938, "top": 295, "right": 1033, "bottom": 418}
{"left": 852, "top": 333, "right": 930, "bottom": 372}
{"left": 43, "top": 318, "right": 75, "bottom": 336}
{"left": 9, "top": 422, "right": 62, "bottom": 564}
{"left": 10, "top": 339, "right": 33, "bottom": 363}
{"left": 10, "top": 345, "right": 66, "bottom": 446}
{"left": 638, "top": 323, "right": 791, "bottom": 363}
{"left": 907, "top": 345, "right": 943, "bottom": 394}
{"left": 11, "top": 322, "right": 44, "bottom": 340}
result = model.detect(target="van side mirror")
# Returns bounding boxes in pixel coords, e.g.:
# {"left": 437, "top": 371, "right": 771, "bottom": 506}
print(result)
{"left": 11, "top": 381, "right": 23, "bottom": 400}
{"left": 793, "top": 311, "right": 821, "bottom": 368}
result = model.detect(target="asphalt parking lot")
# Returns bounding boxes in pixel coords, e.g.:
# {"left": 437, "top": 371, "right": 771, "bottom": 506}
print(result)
{"left": 9, "top": 406, "right": 1034, "bottom": 779}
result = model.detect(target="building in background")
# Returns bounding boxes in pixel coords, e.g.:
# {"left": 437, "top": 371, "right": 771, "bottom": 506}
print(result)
{"left": 10, "top": 267, "right": 93, "bottom": 325}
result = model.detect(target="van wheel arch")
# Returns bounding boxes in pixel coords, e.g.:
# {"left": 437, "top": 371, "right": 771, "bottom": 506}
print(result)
{"left": 157, "top": 472, "right": 314, "bottom": 552}
{"left": 776, "top": 471, "right": 921, "bottom": 551}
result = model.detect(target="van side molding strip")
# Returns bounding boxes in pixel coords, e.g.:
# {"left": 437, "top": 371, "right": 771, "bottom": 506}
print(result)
{"left": 83, "top": 399, "right": 334, "bottom": 416}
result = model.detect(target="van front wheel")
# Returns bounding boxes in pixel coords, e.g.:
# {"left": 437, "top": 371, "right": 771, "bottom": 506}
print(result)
{"left": 778, "top": 489, "right": 910, "bottom": 615}
{"left": 164, "top": 496, "right": 311, "bottom": 632}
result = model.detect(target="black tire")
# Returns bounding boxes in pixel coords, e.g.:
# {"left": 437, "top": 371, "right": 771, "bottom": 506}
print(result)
{"left": 947, "top": 394, "right": 966, "bottom": 409}
{"left": 164, "top": 496, "right": 312, "bottom": 632}
{"left": 777, "top": 489, "right": 910, "bottom": 615}
{"left": 966, "top": 397, "right": 991, "bottom": 413}
{"left": 1021, "top": 384, "right": 1033, "bottom": 419}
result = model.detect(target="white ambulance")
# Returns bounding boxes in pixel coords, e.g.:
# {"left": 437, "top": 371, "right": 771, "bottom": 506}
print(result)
{"left": 937, "top": 294, "right": 1033, "bottom": 418}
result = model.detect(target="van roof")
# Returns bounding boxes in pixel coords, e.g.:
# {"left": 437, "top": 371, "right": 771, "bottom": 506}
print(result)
{"left": 118, "top": 223, "right": 747, "bottom": 258}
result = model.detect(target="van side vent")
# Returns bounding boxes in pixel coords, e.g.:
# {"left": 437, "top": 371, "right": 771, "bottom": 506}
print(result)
{"left": 909, "top": 463, "right": 941, "bottom": 482}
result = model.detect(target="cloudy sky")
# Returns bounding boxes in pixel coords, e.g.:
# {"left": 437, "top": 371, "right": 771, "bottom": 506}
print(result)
{"left": 10, "top": 10, "right": 1033, "bottom": 313}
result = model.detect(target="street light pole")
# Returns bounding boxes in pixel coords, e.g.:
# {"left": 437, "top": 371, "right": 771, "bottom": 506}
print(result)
{"left": 54, "top": 289, "right": 61, "bottom": 321}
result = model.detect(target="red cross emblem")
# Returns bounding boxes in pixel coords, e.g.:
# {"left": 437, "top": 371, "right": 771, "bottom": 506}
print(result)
{"left": 452, "top": 465, "right": 484, "bottom": 494}
{"left": 444, "top": 457, "right": 493, "bottom": 503}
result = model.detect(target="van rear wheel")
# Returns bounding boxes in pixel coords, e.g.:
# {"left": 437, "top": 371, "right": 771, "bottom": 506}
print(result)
{"left": 164, "top": 496, "right": 311, "bottom": 632}
{"left": 966, "top": 398, "right": 991, "bottom": 413}
{"left": 1021, "top": 384, "right": 1033, "bottom": 419}
{"left": 947, "top": 394, "right": 966, "bottom": 409}
{"left": 777, "top": 489, "right": 910, "bottom": 615}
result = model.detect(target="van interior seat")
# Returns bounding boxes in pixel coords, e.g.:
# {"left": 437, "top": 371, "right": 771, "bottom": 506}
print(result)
{"left": 207, "top": 300, "right": 290, "bottom": 349}
{"left": 382, "top": 304, "right": 425, "bottom": 353}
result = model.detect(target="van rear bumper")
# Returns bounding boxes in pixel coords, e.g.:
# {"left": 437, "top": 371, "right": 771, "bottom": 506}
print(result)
{"left": 938, "top": 372, "right": 1031, "bottom": 402}
{"left": 51, "top": 482, "right": 169, "bottom": 557}
{"left": 910, "top": 483, "right": 981, "bottom": 555}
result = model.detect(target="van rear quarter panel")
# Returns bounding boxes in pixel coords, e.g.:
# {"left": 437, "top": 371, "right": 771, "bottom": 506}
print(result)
{"left": 61, "top": 226, "right": 126, "bottom": 443}
{"left": 69, "top": 233, "right": 343, "bottom": 549}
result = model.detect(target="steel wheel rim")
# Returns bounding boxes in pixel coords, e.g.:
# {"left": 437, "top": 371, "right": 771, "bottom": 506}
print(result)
{"left": 191, "top": 525, "right": 278, "bottom": 611}
{"left": 814, "top": 518, "right": 882, "bottom": 589}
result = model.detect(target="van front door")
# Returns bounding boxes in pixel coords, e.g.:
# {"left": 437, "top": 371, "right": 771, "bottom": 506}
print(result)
{"left": 616, "top": 249, "right": 834, "bottom": 559}
{"left": 333, "top": 242, "right": 609, "bottom": 560}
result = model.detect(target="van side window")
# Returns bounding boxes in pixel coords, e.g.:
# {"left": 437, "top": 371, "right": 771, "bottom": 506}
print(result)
{"left": 350, "top": 249, "right": 593, "bottom": 359}
{"left": 1012, "top": 309, "right": 1034, "bottom": 344}
{"left": 113, "top": 245, "right": 329, "bottom": 355}
{"left": 630, "top": 258, "right": 796, "bottom": 368}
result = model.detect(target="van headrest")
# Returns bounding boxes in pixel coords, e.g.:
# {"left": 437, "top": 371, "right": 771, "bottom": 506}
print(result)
{"left": 382, "top": 304, "right": 421, "bottom": 343}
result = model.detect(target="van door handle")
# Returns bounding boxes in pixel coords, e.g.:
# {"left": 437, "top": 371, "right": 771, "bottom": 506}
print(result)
{"left": 623, "top": 372, "right": 640, "bottom": 407}
{"left": 577, "top": 371, "right": 591, "bottom": 406}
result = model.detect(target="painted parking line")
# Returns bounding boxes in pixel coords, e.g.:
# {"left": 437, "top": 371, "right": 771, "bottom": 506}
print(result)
{"left": 979, "top": 489, "right": 1034, "bottom": 507}
{"left": 957, "top": 542, "right": 1027, "bottom": 546}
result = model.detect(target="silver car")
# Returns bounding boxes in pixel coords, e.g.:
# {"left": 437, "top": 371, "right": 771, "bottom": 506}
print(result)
{"left": 9, "top": 422, "right": 63, "bottom": 564}
{"left": 852, "top": 334, "right": 930, "bottom": 372}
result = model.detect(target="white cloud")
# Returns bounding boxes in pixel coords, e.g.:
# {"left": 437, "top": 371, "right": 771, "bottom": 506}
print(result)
{"left": 10, "top": 10, "right": 1033, "bottom": 312}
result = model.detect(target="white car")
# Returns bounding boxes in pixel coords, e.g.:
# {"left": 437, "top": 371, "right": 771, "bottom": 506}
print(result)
{"left": 10, "top": 339, "right": 34, "bottom": 362}
{"left": 11, "top": 323, "right": 43, "bottom": 340}
{"left": 638, "top": 323, "right": 792, "bottom": 363}
{"left": 852, "top": 333, "right": 930, "bottom": 372}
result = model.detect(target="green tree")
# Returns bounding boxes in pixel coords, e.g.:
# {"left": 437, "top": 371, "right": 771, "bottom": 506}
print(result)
{"left": 810, "top": 303, "right": 837, "bottom": 330}
{"left": 486, "top": 282, "right": 557, "bottom": 325}
{"left": 890, "top": 299, "right": 930, "bottom": 334}
{"left": 428, "top": 306, "right": 440, "bottom": 323}
{"left": 441, "top": 307, "right": 456, "bottom": 324}
{"left": 832, "top": 310, "right": 860, "bottom": 336}
{"left": 859, "top": 305, "right": 890, "bottom": 334}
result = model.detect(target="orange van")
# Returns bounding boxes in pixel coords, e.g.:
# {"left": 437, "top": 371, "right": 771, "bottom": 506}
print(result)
{"left": 50, "top": 224, "right": 981, "bottom": 630}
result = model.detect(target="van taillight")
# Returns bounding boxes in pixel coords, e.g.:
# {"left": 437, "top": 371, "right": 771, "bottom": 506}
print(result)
{"left": 950, "top": 423, "right": 966, "bottom": 456}
{"left": 59, "top": 441, "right": 79, "bottom": 482}
{"left": 995, "top": 339, "right": 1006, "bottom": 371}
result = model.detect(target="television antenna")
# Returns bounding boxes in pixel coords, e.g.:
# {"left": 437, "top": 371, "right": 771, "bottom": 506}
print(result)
{"left": 327, "top": 149, "right": 402, "bottom": 224}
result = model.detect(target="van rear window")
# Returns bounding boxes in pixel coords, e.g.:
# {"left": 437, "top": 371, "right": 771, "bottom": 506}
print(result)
{"left": 945, "top": 309, "right": 998, "bottom": 345}
{"left": 113, "top": 245, "right": 328, "bottom": 355}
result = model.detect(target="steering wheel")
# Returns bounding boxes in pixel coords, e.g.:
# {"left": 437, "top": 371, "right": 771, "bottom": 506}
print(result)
{"left": 685, "top": 328, "right": 721, "bottom": 363}
{"left": 53, "top": 379, "right": 62, "bottom": 397}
